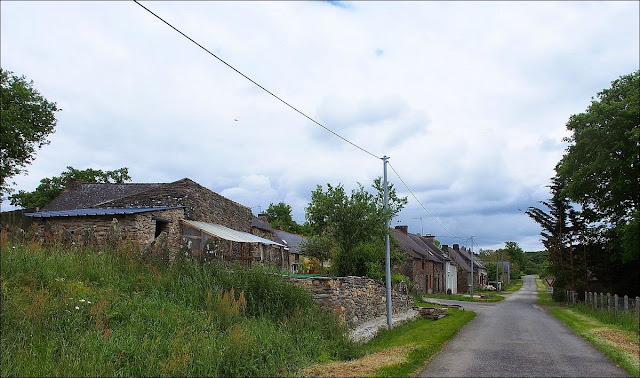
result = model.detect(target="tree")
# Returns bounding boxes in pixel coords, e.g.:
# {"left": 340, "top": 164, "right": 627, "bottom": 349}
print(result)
{"left": 9, "top": 166, "right": 131, "bottom": 209}
{"left": 556, "top": 70, "right": 639, "bottom": 262}
{"left": 300, "top": 233, "right": 336, "bottom": 268}
{"left": 528, "top": 71, "right": 640, "bottom": 296}
{"left": 1, "top": 69, "right": 59, "bottom": 195}
{"left": 305, "top": 177, "right": 407, "bottom": 277}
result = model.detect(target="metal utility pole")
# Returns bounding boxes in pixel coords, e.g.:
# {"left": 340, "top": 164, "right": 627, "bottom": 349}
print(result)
{"left": 383, "top": 156, "right": 392, "bottom": 329}
{"left": 470, "top": 236, "right": 475, "bottom": 298}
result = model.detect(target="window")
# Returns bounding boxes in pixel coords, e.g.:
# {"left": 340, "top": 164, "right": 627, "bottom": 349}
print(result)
{"left": 155, "top": 220, "right": 169, "bottom": 238}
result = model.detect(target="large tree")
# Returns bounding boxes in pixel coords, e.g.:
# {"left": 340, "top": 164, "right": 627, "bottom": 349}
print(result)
{"left": 555, "top": 70, "right": 639, "bottom": 262}
{"left": 9, "top": 166, "right": 131, "bottom": 209}
{"left": 305, "top": 177, "right": 407, "bottom": 277}
{"left": 528, "top": 71, "right": 639, "bottom": 296}
{"left": 1, "top": 69, "right": 59, "bottom": 195}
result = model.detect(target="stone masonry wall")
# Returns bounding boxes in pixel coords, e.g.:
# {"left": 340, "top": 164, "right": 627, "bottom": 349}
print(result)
{"left": 289, "top": 276, "right": 414, "bottom": 330}
{"left": 102, "top": 178, "right": 252, "bottom": 232}
{"left": 34, "top": 208, "right": 184, "bottom": 251}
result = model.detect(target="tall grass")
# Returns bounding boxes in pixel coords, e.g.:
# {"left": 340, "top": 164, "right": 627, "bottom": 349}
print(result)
{"left": 1, "top": 240, "right": 357, "bottom": 377}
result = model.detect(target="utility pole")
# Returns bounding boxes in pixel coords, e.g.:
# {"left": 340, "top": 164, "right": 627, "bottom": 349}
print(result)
{"left": 383, "top": 156, "right": 392, "bottom": 329}
{"left": 470, "top": 236, "right": 475, "bottom": 298}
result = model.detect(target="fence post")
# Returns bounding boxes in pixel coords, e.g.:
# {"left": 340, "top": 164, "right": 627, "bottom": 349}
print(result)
{"left": 636, "top": 297, "right": 640, "bottom": 318}
{"left": 592, "top": 292, "right": 596, "bottom": 309}
{"left": 600, "top": 292, "right": 604, "bottom": 311}
{"left": 624, "top": 295, "right": 629, "bottom": 312}
{"left": 573, "top": 291, "right": 577, "bottom": 305}
{"left": 614, "top": 294, "right": 618, "bottom": 316}
{"left": 607, "top": 293, "right": 612, "bottom": 312}
{"left": 585, "top": 291, "right": 588, "bottom": 305}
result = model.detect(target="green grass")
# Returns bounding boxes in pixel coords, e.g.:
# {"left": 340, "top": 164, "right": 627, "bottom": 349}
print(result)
{"left": 502, "top": 277, "right": 524, "bottom": 293}
{"left": 361, "top": 309, "right": 476, "bottom": 377}
{"left": 548, "top": 308, "right": 639, "bottom": 377}
{"left": 535, "top": 276, "right": 558, "bottom": 306}
{"left": 422, "top": 290, "right": 505, "bottom": 302}
{"left": 532, "top": 277, "right": 639, "bottom": 377}
{"left": 1, "top": 242, "right": 357, "bottom": 377}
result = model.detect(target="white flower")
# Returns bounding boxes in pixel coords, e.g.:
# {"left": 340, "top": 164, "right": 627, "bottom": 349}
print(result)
{"left": 79, "top": 299, "right": 86, "bottom": 302}
{"left": 75, "top": 306, "right": 80, "bottom": 310}
{"left": 87, "top": 301, "right": 92, "bottom": 304}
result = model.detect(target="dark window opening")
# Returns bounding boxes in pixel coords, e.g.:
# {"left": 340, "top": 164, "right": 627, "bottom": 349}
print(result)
{"left": 155, "top": 220, "right": 169, "bottom": 238}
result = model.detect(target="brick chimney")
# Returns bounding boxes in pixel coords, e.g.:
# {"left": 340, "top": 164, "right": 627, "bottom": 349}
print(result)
{"left": 395, "top": 225, "right": 408, "bottom": 234}
{"left": 258, "top": 213, "right": 269, "bottom": 221}
{"left": 423, "top": 234, "right": 436, "bottom": 243}
{"left": 453, "top": 244, "right": 460, "bottom": 251}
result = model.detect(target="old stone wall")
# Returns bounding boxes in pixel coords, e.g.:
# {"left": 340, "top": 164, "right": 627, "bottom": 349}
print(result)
{"left": 289, "top": 276, "right": 414, "bottom": 330}
{"left": 102, "top": 178, "right": 252, "bottom": 232}
{"left": 33, "top": 208, "right": 184, "bottom": 251}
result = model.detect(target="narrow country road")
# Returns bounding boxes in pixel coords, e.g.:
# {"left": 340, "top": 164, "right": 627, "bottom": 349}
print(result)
{"left": 419, "top": 275, "right": 629, "bottom": 377}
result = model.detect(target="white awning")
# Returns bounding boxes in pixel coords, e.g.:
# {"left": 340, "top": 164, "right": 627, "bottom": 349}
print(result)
{"left": 181, "top": 220, "right": 285, "bottom": 247}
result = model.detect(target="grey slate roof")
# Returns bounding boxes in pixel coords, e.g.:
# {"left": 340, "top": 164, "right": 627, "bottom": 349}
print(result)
{"left": 251, "top": 218, "right": 273, "bottom": 232}
{"left": 42, "top": 183, "right": 162, "bottom": 211}
{"left": 273, "top": 229, "right": 307, "bottom": 255}
{"left": 25, "top": 206, "right": 181, "bottom": 218}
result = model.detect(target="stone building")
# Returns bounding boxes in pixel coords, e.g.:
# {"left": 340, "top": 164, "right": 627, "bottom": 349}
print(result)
{"left": 392, "top": 225, "right": 448, "bottom": 294}
{"left": 26, "top": 178, "right": 282, "bottom": 264}
{"left": 442, "top": 244, "right": 487, "bottom": 293}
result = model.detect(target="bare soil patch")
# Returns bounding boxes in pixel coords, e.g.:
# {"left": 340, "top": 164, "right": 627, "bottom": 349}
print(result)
{"left": 299, "top": 346, "right": 414, "bottom": 377}
{"left": 592, "top": 328, "right": 640, "bottom": 361}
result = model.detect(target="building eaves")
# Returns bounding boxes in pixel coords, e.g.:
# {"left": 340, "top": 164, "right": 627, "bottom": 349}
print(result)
{"left": 26, "top": 206, "right": 182, "bottom": 218}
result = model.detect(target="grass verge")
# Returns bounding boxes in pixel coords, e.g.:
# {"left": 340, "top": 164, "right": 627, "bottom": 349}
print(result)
{"left": 548, "top": 308, "right": 639, "bottom": 377}
{"left": 300, "top": 305, "right": 476, "bottom": 377}
{"left": 534, "top": 277, "right": 638, "bottom": 377}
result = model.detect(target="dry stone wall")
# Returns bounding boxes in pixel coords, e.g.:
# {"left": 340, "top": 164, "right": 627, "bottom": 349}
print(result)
{"left": 289, "top": 276, "right": 413, "bottom": 330}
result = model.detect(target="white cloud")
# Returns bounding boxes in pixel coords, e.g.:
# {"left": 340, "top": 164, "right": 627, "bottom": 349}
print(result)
{"left": 1, "top": 1, "right": 638, "bottom": 251}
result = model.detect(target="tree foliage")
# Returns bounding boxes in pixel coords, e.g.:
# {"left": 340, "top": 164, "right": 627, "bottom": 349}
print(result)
{"left": 300, "top": 233, "right": 336, "bottom": 267}
{"left": 527, "top": 71, "right": 640, "bottom": 296}
{"left": 1, "top": 69, "right": 59, "bottom": 194}
{"left": 9, "top": 166, "right": 131, "bottom": 209}
{"left": 264, "top": 202, "right": 310, "bottom": 235}
{"left": 305, "top": 177, "right": 408, "bottom": 278}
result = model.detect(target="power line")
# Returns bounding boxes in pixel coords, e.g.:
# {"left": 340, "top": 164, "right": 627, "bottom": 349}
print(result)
{"left": 133, "top": 0, "right": 381, "bottom": 160}
{"left": 388, "top": 162, "right": 460, "bottom": 239}
{"left": 134, "top": 1, "right": 486, "bottom": 243}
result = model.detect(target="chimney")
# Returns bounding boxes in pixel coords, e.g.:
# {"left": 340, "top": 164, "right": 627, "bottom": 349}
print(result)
{"left": 423, "top": 234, "right": 436, "bottom": 243}
{"left": 453, "top": 244, "right": 460, "bottom": 251}
{"left": 395, "top": 225, "right": 408, "bottom": 234}
{"left": 442, "top": 244, "right": 448, "bottom": 250}
{"left": 258, "top": 213, "right": 269, "bottom": 221}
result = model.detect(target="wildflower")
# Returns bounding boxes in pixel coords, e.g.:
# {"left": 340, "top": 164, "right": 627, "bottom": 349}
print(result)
{"left": 80, "top": 299, "right": 86, "bottom": 303}
{"left": 75, "top": 306, "right": 80, "bottom": 310}
{"left": 87, "top": 301, "right": 92, "bottom": 304}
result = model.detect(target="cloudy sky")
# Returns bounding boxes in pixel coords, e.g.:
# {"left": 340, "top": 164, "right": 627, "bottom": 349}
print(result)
{"left": 1, "top": 1, "right": 638, "bottom": 252}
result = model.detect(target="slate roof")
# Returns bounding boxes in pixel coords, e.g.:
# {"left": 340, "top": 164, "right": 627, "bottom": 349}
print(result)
{"left": 455, "top": 246, "right": 486, "bottom": 270}
{"left": 392, "top": 229, "right": 438, "bottom": 261}
{"left": 251, "top": 217, "right": 273, "bottom": 233}
{"left": 42, "top": 183, "right": 162, "bottom": 211}
{"left": 273, "top": 229, "right": 307, "bottom": 255}
{"left": 443, "top": 246, "right": 472, "bottom": 272}
{"left": 26, "top": 206, "right": 181, "bottom": 218}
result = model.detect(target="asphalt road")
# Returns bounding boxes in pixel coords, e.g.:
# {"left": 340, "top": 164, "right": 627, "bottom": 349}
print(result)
{"left": 419, "top": 275, "right": 629, "bottom": 377}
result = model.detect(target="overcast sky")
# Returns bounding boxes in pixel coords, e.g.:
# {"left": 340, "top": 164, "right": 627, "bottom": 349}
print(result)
{"left": 1, "top": 1, "right": 638, "bottom": 252}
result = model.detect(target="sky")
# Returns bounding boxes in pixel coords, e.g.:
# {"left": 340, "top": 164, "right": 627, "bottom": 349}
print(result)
{"left": 1, "top": 1, "right": 638, "bottom": 252}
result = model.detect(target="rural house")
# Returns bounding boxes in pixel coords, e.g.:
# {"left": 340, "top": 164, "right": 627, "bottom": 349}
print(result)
{"left": 26, "top": 178, "right": 286, "bottom": 265}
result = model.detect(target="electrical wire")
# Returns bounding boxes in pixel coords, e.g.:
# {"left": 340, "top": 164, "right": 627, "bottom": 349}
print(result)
{"left": 134, "top": 0, "right": 499, "bottom": 245}
{"left": 388, "top": 162, "right": 460, "bottom": 239}
{"left": 133, "top": 0, "right": 381, "bottom": 160}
